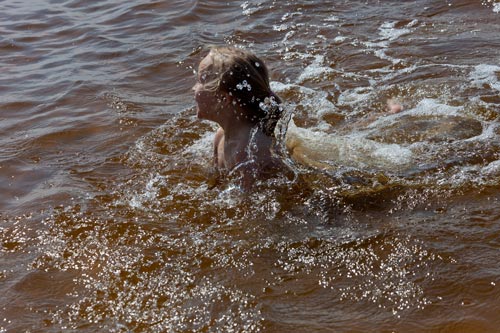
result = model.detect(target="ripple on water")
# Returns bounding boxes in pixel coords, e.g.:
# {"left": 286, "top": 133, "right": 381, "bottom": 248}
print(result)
{"left": 2, "top": 0, "right": 500, "bottom": 331}
{"left": 32, "top": 204, "right": 265, "bottom": 332}
{"left": 32, "top": 194, "right": 449, "bottom": 332}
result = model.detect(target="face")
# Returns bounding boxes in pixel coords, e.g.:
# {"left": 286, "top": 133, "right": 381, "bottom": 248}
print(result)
{"left": 193, "top": 54, "right": 224, "bottom": 122}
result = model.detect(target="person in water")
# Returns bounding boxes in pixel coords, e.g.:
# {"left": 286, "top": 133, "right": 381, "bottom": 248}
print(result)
{"left": 193, "top": 46, "right": 284, "bottom": 176}
{"left": 193, "top": 46, "right": 409, "bottom": 177}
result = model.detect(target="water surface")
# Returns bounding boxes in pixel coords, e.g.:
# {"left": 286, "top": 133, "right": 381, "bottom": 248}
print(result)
{"left": 1, "top": 0, "right": 500, "bottom": 332}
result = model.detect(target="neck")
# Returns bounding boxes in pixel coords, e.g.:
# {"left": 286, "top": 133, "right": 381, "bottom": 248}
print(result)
{"left": 218, "top": 115, "right": 273, "bottom": 170}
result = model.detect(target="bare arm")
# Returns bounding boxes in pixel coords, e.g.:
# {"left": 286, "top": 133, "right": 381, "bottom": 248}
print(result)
{"left": 213, "top": 127, "right": 225, "bottom": 168}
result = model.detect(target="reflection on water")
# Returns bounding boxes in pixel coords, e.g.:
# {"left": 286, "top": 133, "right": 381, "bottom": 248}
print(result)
{"left": 1, "top": 0, "right": 500, "bottom": 332}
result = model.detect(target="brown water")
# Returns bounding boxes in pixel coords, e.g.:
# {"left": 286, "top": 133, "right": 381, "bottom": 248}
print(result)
{"left": 1, "top": 0, "right": 500, "bottom": 332}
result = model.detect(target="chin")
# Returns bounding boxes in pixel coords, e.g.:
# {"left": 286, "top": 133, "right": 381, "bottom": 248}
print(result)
{"left": 197, "top": 109, "right": 214, "bottom": 122}
{"left": 196, "top": 107, "right": 205, "bottom": 119}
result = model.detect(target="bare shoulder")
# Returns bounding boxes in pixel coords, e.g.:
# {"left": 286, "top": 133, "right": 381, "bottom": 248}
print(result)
{"left": 214, "top": 127, "right": 225, "bottom": 168}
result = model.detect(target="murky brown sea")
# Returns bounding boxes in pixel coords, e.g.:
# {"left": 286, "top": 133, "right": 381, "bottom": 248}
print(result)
{"left": 2, "top": 0, "right": 500, "bottom": 332}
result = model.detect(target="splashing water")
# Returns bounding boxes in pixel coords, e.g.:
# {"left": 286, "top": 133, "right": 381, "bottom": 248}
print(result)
{"left": 2, "top": 1, "right": 500, "bottom": 332}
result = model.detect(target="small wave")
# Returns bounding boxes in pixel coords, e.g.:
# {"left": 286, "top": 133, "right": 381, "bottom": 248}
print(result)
{"left": 270, "top": 81, "right": 338, "bottom": 129}
{"left": 285, "top": 119, "right": 413, "bottom": 172}
{"left": 482, "top": 160, "right": 500, "bottom": 176}
{"left": 296, "top": 55, "right": 337, "bottom": 83}
{"left": 470, "top": 64, "right": 500, "bottom": 91}
{"left": 241, "top": 1, "right": 263, "bottom": 16}
{"left": 400, "top": 98, "right": 461, "bottom": 117}
{"left": 378, "top": 21, "right": 415, "bottom": 42}
{"left": 362, "top": 20, "right": 419, "bottom": 65}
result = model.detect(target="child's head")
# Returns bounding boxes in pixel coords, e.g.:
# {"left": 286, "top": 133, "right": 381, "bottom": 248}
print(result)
{"left": 195, "top": 46, "right": 282, "bottom": 136}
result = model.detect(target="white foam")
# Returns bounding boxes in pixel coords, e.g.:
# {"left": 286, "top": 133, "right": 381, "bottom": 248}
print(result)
{"left": 333, "top": 36, "right": 347, "bottom": 44}
{"left": 281, "top": 11, "right": 303, "bottom": 22}
{"left": 182, "top": 130, "right": 214, "bottom": 159}
{"left": 469, "top": 64, "right": 500, "bottom": 91}
{"left": 404, "top": 98, "right": 461, "bottom": 117}
{"left": 270, "top": 80, "right": 289, "bottom": 93}
{"left": 324, "top": 15, "right": 339, "bottom": 22}
{"left": 372, "top": 143, "right": 413, "bottom": 164}
{"left": 379, "top": 21, "right": 411, "bottom": 41}
{"left": 363, "top": 20, "right": 418, "bottom": 64}
{"left": 240, "top": 1, "right": 261, "bottom": 16}
{"left": 482, "top": 160, "right": 500, "bottom": 176}
{"left": 463, "top": 122, "right": 497, "bottom": 143}
{"left": 337, "top": 87, "right": 375, "bottom": 109}
{"left": 296, "top": 55, "right": 336, "bottom": 83}
{"left": 364, "top": 98, "right": 463, "bottom": 133}
{"left": 374, "top": 49, "right": 399, "bottom": 64}
{"left": 407, "top": 19, "right": 419, "bottom": 28}
{"left": 442, "top": 165, "right": 484, "bottom": 188}
{"left": 285, "top": 119, "right": 413, "bottom": 171}
{"left": 271, "top": 81, "right": 337, "bottom": 121}
{"left": 493, "top": 3, "right": 500, "bottom": 13}
{"left": 282, "top": 30, "right": 296, "bottom": 43}
{"left": 126, "top": 173, "right": 164, "bottom": 210}
{"left": 273, "top": 24, "right": 289, "bottom": 32}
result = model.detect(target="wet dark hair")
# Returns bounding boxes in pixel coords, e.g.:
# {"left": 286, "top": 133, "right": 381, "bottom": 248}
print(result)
{"left": 202, "top": 46, "right": 283, "bottom": 137}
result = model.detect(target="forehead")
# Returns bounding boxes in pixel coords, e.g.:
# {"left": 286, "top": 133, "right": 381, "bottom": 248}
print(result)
{"left": 198, "top": 54, "right": 213, "bottom": 74}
